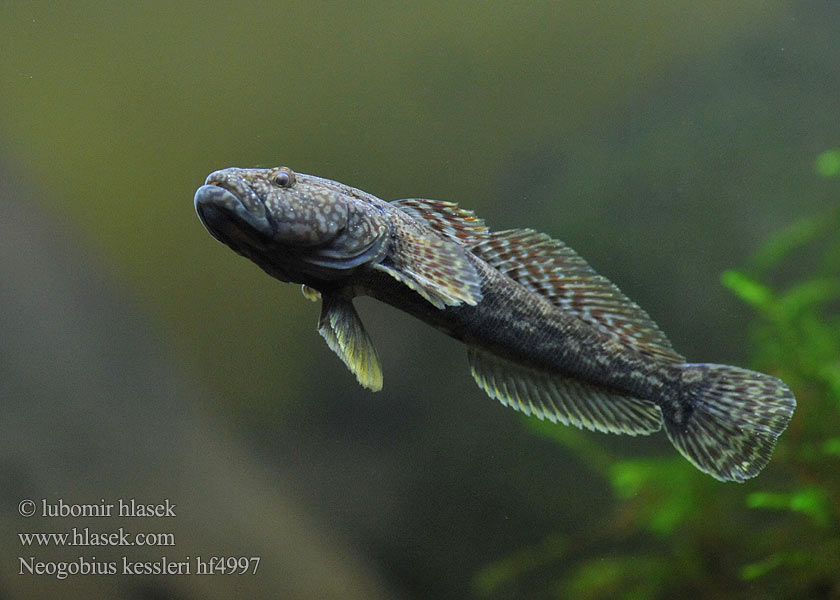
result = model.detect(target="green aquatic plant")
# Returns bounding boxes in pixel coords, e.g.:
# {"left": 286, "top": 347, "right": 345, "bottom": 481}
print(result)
{"left": 815, "top": 149, "right": 840, "bottom": 178}
{"left": 474, "top": 158, "right": 840, "bottom": 599}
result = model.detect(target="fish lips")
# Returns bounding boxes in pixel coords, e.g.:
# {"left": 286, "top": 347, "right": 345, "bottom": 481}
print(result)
{"left": 194, "top": 183, "right": 274, "bottom": 250}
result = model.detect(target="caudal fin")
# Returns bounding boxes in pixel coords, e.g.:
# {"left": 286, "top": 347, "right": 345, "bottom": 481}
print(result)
{"left": 665, "top": 364, "right": 795, "bottom": 482}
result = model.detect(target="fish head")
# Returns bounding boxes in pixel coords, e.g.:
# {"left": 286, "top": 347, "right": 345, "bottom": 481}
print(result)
{"left": 194, "top": 166, "right": 348, "bottom": 247}
{"left": 195, "top": 166, "right": 388, "bottom": 284}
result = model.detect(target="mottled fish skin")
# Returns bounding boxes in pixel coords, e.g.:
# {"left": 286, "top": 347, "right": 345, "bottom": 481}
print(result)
{"left": 195, "top": 166, "right": 796, "bottom": 482}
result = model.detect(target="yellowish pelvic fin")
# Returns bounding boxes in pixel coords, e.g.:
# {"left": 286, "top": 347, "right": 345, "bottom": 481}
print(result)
{"left": 318, "top": 294, "right": 383, "bottom": 392}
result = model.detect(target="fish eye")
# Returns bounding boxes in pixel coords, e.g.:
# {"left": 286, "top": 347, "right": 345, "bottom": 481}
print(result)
{"left": 273, "top": 168, "right": 296, "bottom": 188}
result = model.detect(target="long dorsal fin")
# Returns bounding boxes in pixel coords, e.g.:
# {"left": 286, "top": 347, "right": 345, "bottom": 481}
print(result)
{"left": 471, "top": 229, "right": 683, "bottom": 362}
{"left": 373, "top": 209, "right": 483, "bottom": 309}
{"left": 391, "top": 198, "right": 489, "bottom": 247}
{"left": 318, "top": 293, "right": 383, "bottom": 391}
{"left": 468, "top": 347, "right": 663, "bottom": 435}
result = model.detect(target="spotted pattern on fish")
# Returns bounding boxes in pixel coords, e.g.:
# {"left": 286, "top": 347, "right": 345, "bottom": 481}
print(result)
{"left": 194, "top": 166, "right": 796, "bottom": 482}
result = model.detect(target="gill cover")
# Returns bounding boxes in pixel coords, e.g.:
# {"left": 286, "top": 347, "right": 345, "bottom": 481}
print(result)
{"left": 265, "top": 168, "right": 390, "bottom": 270}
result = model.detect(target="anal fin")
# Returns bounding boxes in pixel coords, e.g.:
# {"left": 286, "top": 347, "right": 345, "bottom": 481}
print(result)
{"left": 467, "top": 347, "right": 662, "bottom": 435}
{"left": 318, "top": 294, "right": 383, "bottom": 391}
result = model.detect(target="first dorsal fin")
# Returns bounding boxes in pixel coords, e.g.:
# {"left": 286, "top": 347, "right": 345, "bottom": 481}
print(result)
{"left": 392, "top": 198, "right": 488, "bottom": 247}
{"left": 471, "top": 229, "right": 684, "bottom": 362}
{"left": 468, "top": 347, "right": 663, "bottom": 435}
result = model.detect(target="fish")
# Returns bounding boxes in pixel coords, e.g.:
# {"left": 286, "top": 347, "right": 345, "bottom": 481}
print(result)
{"left": 194, "top": 166, "right": 796, "bottom": 482}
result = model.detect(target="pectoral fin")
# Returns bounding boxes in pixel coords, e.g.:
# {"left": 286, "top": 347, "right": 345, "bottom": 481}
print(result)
{"left": 317, "top": 294, "right": 383, "bottom": 391}
{"left": 373, "top": 210, "right": 483, "bottom": 309}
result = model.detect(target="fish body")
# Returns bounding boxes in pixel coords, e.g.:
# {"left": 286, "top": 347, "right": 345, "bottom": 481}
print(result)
{"left": 195, "top": 166, "right": 796, "bottom": 482}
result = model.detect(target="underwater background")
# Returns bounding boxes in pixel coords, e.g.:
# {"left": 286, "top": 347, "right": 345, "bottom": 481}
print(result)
{"left": 1, "top": 2, "right": 838, "bottom": 598}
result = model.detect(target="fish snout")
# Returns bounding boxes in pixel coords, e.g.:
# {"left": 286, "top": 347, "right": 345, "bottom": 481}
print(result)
{"left": 194, "top": 171, "right": 274, "bottom": 245}
{"left": 202, "top": 169, "right": 268, "bottom": 218}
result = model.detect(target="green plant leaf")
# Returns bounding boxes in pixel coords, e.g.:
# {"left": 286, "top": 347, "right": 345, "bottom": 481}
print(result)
{"left": 720, "top": 269, "right": 775, "bottom": 311}
{"left": 747, "top": 488, "right": 831, "bottom": 526}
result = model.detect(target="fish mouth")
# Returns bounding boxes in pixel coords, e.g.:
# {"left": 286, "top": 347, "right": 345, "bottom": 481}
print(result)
{"left": 194, "top": 171, "right": 274, "bottom": 248}
{"left": 202, "top": 170, "right": 265, "bottom": 212}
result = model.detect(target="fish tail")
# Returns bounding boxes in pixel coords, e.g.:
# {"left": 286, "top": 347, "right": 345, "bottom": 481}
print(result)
{"left": 664, "top": 363, "right": 795, "bottom": 482}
